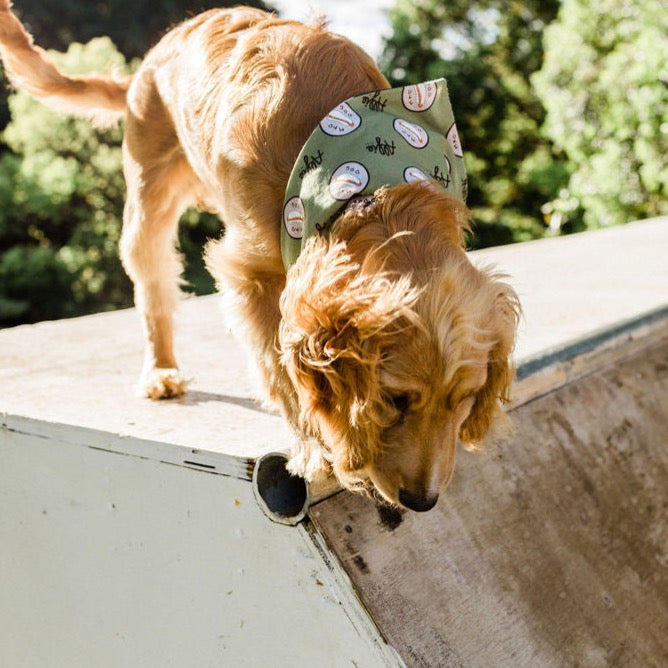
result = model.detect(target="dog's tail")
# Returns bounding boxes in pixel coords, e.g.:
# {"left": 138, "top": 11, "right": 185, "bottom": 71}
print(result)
{"left": 0, "top": 0, "right": 130, "bottom": 124}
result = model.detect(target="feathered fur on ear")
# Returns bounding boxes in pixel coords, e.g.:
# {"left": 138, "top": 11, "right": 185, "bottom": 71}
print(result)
{"left": 279, "top": 237, "right": 421, "bottom": 474}
{"left": 460, "top": 280, "right": 521, "bottom": 445}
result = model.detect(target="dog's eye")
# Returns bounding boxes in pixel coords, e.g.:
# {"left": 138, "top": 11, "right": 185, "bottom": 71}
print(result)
{"left": 391, "top": 394, "right": 411, "bottom": 414}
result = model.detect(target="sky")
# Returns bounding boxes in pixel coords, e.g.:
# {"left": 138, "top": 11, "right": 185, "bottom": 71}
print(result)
{"left": 269, "top": 0, "right": 394, "bottom": 60}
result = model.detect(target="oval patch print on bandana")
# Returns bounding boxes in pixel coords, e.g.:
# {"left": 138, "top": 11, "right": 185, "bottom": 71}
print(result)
{"left": 281, "top": 78, "right": 467, "bottom": 269}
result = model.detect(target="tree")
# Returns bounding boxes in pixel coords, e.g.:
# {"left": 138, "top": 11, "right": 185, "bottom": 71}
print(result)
{"left": 0, "top": 37, "right": 219, "bottom": 325}
{"left": 533, "top": 0, "right": 668, "bottom": 229}
{"left": 379, "top": 0, "right": 568, "bottom": 246}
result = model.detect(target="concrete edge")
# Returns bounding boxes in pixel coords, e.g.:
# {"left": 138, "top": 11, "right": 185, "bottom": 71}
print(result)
{"left": 512, "top": 303, "right": 668, "bottom": 408}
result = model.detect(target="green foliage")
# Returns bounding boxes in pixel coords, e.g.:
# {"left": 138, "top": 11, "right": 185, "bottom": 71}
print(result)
{"left": 379, "top": 0, "right": 568, "bottom": 247}
{"left": 0, "top": 38, "right": 219, "bottom": 326}
{"left": 533, "top": 0, "right": 668, "bottom": 229}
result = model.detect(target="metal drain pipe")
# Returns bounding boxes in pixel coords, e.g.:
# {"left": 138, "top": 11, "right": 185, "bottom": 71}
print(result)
{"left": 252, "top": 451, "right": 340, "bottom": 525}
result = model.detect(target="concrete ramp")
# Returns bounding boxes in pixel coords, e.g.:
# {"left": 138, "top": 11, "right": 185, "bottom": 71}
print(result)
{"left": 311, "top": 315, "right": 668, "bottom": 667}
{"left": 1, "top": 218, "right": 667, "bottom": 666}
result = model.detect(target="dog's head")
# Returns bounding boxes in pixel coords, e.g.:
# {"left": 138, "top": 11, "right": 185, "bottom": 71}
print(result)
{"left": 279, "top": 183, "right": 519, "bottom": 511}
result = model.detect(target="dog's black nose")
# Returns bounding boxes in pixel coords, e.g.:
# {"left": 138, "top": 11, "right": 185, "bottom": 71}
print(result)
{"left": 398, "top": 488, "right": 439, "bottom": 512}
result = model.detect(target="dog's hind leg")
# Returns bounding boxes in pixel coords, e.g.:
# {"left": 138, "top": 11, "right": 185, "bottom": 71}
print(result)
{"left": 120, "top": 165, "right": 193, "bottom": 398}
{"left": 120, "top": 102, "right": 201, "bottom": 398}
{"left": 120, "top": 186, "right": 182, "bottom": 397}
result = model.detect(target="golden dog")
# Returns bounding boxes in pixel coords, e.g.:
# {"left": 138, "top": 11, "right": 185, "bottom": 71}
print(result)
{"left": 0, "top": 3, "right": 519, "bottom": 511}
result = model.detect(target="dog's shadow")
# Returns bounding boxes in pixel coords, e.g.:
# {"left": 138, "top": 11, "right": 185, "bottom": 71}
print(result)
{"left": 172, "top": 390, "right": 275, "bottom": 416}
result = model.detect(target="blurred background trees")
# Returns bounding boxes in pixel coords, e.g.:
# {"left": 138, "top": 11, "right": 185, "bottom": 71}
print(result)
{"left": 380, "top": 0, "right": 567, "bottom": 246}
{"left": 0, "top": 1, "right": 266, "bottom": 326}
{"left": 1, "top": 0, "right": 666, "bottom": 326}
{"left": 380, "top": 0, "right": 667, "bottom": 244}
{"left": 0, "top": 39, "right": 132, "bottom": 323}
{"left": 533, "top": 0, "right": 668, "bottom": 230}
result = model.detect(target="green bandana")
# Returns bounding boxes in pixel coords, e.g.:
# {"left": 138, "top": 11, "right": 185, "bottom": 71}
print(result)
{"left": 281, "top": 78, "right": 467, "bottom": 269}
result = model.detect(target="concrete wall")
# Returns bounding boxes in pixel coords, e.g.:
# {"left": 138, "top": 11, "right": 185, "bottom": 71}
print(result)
{"left": 0, "top": 418, "right": 400, "bottom": 667}
{"left": 1, "top": 218, "right": 667, "bottom": 666}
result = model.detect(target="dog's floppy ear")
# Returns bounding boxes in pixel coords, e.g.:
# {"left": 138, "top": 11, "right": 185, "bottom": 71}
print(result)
{"left": 460, "top": 281, "right": 520, "bottom": 445}
{"left": 279, "top": 237, "right": 420, "bottom": 471}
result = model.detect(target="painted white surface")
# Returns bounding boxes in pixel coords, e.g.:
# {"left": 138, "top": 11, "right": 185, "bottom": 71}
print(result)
{"left": 0, "top": 424, "right": 399, "bottom": 668}
{"left": 1, "top": 218, "right": 666, "bottom": 466}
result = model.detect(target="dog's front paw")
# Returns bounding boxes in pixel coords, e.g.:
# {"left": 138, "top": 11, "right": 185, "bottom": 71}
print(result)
{"left": 287, "top": 437, "right": 331, "bottom": 483}
{"left": 138, "top": 368, "right": 188, "bottom": 399}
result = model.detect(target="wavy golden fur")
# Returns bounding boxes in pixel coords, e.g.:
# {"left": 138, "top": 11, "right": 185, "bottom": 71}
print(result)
{"left": 0, "top": 2, "right": 520, "bottom": 511}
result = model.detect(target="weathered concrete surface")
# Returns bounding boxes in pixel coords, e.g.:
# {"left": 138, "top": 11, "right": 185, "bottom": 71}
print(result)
{"left": 311, "top": 331, "right": 668, "bottom": 667}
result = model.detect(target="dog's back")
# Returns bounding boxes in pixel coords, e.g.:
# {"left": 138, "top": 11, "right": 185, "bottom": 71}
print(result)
{"left": 131, "top": 8, "right": 389, "bottom": 225}
{"left": 0, "top": 2, "right": 389, "bottom": 269}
